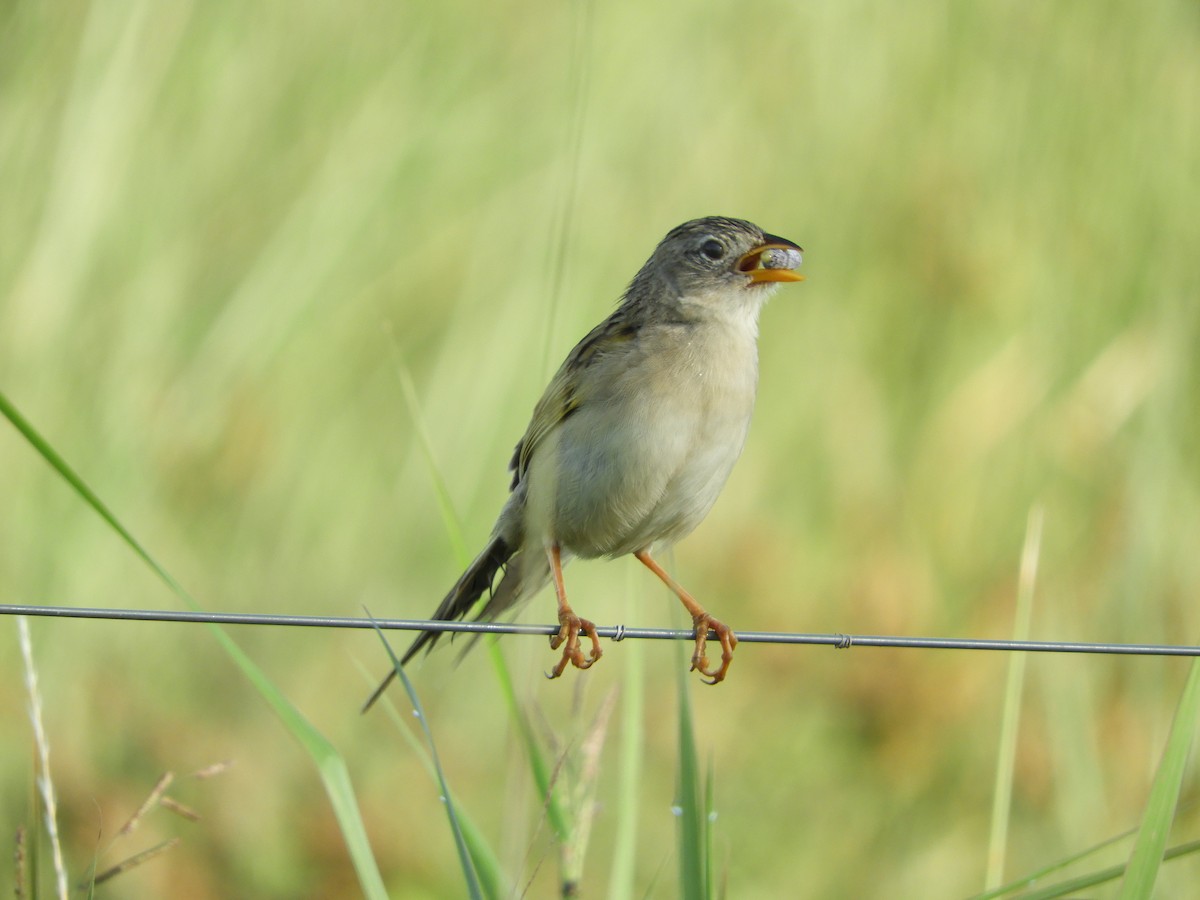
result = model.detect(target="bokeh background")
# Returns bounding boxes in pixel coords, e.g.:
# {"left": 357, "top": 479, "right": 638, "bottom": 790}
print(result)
{"left": 3, "top": 1, "right": 1199, "bottom": 897}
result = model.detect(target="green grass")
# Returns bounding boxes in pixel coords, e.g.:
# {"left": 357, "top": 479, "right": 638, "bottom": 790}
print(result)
{"left": 3, "top": 388, "right": 388, "bottom": 900}
{"left": 3, "top": 0, "right": 1200, "bottom": 896}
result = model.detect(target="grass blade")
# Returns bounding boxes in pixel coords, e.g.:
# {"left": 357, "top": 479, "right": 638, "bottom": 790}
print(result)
{"left": 17, "top": 616, "right": 69, "bottom": 900}
{"left": 607, "top": 569, "right": 644, "bottom": 900}
{"left": 385, "top": 338, "right": 470, "bottom": 565}
{"left": 371, "top": 622, "right": 485, "bottom": 899}
{"left": 1, "top": 391, "right": 388, "bottom": 900}
{"left": 385, "top": 345, "right": 572, "bottom": 851}
{"left": 975, "top": 662, "right": 1200, "bottom": 900}
{"left": 384, "top": 348, "right": 574, "bottom": 892}
{"left": 674, "top": 655, "right": 707, "bottom": 900}
{"left": 1117, "top": 658, "right": 1200, "bottom": 897}
{"left": 1011, "top": 839, "right": 1200, "bottom": 899}
{"left": 367, "top": 664, "right": 506, "bottom": 896}
{"left": 560, "top": 687, "right": 617, "bottom": 895}
{"left": 486, "top": 641, "right": 571, "bottom": 844}
{"left": 970, "top": 823, "right": 1136, "bottom": 899}
{"left": 705, "top": 757, "right": 719, "bottom": 900}
{"left": 986, "top": 505, "right": 1043, "bottom": 888}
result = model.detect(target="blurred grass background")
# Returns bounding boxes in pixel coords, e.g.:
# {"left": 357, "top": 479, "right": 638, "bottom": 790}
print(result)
{"left": 2, "top": 0, "right": 1199, "bottom": 896}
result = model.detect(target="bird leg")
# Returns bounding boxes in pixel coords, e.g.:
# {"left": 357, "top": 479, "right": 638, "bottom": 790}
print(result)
{"left": 634, "top": 550, "right": 738, "bottom": 684}
{"left": 545, "top": 542, "right": 602, "bottom": 678}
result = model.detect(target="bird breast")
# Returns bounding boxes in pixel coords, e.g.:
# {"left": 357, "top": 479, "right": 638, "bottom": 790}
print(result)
{"left": 524, "top": 310, "right": 762, "bottom": 559}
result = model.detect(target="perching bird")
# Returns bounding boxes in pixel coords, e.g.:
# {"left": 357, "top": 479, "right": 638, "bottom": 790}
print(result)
{"left": 364, "top": 216, "right": 803, "bottom": 710}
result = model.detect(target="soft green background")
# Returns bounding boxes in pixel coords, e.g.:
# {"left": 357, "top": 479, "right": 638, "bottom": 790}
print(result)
{"left": 3, "top": 1, "right": 1199, "bottom": 897}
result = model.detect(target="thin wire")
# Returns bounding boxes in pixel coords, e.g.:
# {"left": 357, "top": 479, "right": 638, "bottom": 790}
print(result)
{"left": 3, "top": 604, "right": 1198, "bottom": 657}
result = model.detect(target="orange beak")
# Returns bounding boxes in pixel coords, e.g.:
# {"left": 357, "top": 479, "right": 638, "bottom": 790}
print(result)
{"left": 737, "top": 236, "right": 805, "bottom": 284}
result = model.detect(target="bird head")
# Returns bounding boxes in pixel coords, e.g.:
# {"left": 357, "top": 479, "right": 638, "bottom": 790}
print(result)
{"left": 626, "top": 216, "right": 804, "bottom": 314}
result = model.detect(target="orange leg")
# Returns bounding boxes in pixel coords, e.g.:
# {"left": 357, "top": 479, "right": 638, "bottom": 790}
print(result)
{"left": 545, "top": 543, "right": 603, "bottom": 678}
{"left": 634, "top": 549, "right": 738, "bottom": 684}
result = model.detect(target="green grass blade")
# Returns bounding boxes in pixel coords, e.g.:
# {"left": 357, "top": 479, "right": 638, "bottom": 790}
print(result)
{"left": 607, "top": 572, "right": 643, "bottom": 900}
{"left": 207, "top": 628, "right": 387, "bottom": 899}
{"left": 452, "top": 808, "right": 506, "bottom": 900}
{"left": 385, "top": 339, "right": 470, "bottom": 565}
{"left": 1117, "top": 658, "right": 1200, "bottom": 898}
{"left": 369, "top": 729, "right": 504, "bottom": 900}
{"left": 975, "top": 660, "right": 1200, "bottom": 900}
{"left": 704, "top": 757, "right": 718, "bottom": 900}
{"left": 0, "top": 391, "right": 174, "bottom": 595}
{"left": 986, "top": 505, "right": 1043, "bottom": 888}
{"left": 371, "top": 622, "right": 486, "bottom": 900}
{"left": 970, "top": 823, "right": 1136, "bottom": 899}
{"left": 366, "top": 662, "right": 506, "bottom": 896}
{"left": 486, "top": 640, "right": 571, "bottom": 843}
{"left": 674, "top": 657, "right": 707, "bottom": 900}
{"left": 1, "top": 391, "right": 388, "bottom": 900}
{"left": 385, "top": 348, "right": 571, "bottom": 854}
{"left": 1008, "top": 839, "right": 1200, "bottom": 899}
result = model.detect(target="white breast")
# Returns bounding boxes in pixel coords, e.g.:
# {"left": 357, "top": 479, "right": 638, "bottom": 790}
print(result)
{"left": 524, "top": 290, "right": 766, "bottom": 559}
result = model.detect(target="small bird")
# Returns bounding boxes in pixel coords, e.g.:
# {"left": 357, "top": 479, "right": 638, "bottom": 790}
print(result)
{"left": 365, "top": 216, "right": 803, "bottom": 710}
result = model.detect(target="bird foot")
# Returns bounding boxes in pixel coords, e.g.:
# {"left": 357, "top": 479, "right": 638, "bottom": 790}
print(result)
{"left": 547, "top": 609, "right": 602, "bottom": 678}
{"left": 690, "top": 613, "right": 738, "bottom": 684}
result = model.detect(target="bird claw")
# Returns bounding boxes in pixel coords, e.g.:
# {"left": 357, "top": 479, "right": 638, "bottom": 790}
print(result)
{"left": 690, "top": 614, "right": 738, "bottom": 685}
{"left": 546, "top": 610, "right": 602, "bottom": 679}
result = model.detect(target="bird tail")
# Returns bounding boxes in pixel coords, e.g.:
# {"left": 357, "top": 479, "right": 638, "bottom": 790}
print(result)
{"left": 361, "top": 535, "right": 515, "bottom": 712}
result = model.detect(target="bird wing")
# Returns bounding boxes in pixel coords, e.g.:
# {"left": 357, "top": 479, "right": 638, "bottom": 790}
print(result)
{"left": 508, "top": 313, "right": 640, "bottom": 489}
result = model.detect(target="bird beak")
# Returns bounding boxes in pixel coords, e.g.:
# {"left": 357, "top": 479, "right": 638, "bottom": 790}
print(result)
{"left": 737, "top": 235, "right": 806, "bottom": 284}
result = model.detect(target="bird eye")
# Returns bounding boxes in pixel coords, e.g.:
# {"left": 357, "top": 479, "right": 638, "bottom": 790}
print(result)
{"left": 700, "top": 239, "right": 725, "bottom": 260}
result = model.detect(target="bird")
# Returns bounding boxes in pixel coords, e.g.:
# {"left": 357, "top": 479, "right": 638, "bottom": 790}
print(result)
{"left": 364, "top": 215, "right": 804, "bottom": 710}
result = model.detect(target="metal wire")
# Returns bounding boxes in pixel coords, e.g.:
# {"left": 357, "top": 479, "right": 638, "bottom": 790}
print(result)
{"left": 3, "top": 604, "right": 1198, "bottom": 657}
